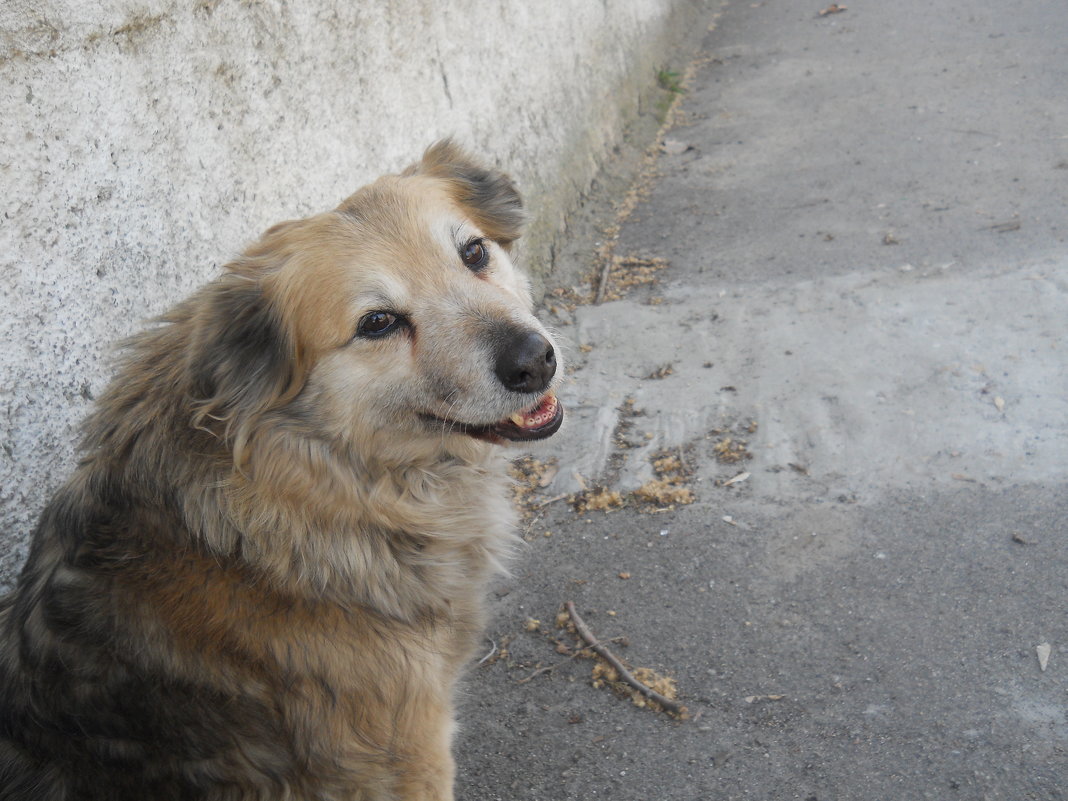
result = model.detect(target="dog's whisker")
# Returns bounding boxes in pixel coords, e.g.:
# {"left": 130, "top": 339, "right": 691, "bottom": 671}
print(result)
{"left": 439, "top": 391, "right": 464, "bottom": 445}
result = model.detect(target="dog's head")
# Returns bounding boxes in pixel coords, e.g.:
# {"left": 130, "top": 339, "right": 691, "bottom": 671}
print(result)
{"left": 189, "top": 141, "right": 563, "bottom": 460}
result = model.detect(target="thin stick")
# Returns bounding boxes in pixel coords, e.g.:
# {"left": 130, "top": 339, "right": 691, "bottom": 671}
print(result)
{"left": 515, "top": 657, "right": 576, "bottom": 684}
{"left": 593, "top": 253, "right": 614, "bottom": 305}
{"left": 537, "top": 493, "right": 569, "bottom": 508}
{"left": 515, "top": 636, "right": 629, "bottom": 684}
{"left": 565, "top": 601, "right": 687, "bottom": 716}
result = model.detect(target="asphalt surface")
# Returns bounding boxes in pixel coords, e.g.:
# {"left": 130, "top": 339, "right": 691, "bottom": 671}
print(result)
{"left": 456, "top": 2, "right": 1068, "bottom": 799}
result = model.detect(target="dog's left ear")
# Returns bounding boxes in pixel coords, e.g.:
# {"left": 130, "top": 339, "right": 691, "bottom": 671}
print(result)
{"left": 408, "top": 140, "right": 526, "bottom": 250}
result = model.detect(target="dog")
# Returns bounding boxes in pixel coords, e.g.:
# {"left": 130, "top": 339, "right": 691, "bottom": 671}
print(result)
{"left": 0, "top": 141, "right": 563, "bottom": 800}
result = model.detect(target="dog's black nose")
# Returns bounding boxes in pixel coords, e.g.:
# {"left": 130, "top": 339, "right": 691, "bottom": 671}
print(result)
{"left": 495, "top": 329, "right": 556, "bottom": 394}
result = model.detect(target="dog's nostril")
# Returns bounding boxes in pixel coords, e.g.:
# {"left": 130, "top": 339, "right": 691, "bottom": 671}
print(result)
{"left": 495, "top": 330, "right": 556, "bottom": 394}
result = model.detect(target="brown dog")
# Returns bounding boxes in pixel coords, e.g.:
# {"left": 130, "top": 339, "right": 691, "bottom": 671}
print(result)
{"left": 0, "top": 142, "right": 563, "bottom": 800}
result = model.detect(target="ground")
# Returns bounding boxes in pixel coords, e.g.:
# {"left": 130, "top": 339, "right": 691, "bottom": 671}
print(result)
{"left": 456, "top": 1, "right": 1068, "bottom": 798}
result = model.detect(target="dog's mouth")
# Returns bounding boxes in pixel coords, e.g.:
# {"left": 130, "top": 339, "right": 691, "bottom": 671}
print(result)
{"left": 427, "top": 391, "right": 564, "bottom": 444}
{"left": 490, "top": 391, "right": 564, "bottom": 442}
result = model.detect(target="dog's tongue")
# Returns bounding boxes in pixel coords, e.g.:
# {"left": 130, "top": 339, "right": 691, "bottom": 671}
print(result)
{"left": 507, "top": 392, "right": 559, "bottom": 431}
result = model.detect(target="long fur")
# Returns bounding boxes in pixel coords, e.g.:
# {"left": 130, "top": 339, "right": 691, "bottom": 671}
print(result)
{"left": 0, "top": 142, "right": 559, "bottom": 801}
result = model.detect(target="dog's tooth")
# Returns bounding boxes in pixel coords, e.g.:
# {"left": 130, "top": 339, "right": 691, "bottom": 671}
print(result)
{"left": 507, "top": 393, "right": 558, "bottom": 430}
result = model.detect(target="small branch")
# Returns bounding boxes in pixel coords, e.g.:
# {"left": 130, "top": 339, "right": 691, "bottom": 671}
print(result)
{"left": 565, "top": 601, "right": 687, "bottom": 716}
{"left": 516, "top": 662, "right": 566, "bottom": 684}
{"left": 537, "top": 493, "right": 569, "bottom": 508}
{"left": 477, "top": 639, "right": 498, "bottom": 666}
{"left": 515, "top": 636, "right": 628, "bottom": 684}
{"left": 593, "top": 254, "right": 614, "bottom": 305}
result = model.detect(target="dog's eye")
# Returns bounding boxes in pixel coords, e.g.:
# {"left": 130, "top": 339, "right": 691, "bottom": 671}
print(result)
{"left": 461, "top": 238, "right": 489, "bottom": 271}
{"left": 356, "top": 311, "right": 402, "bottom": 338}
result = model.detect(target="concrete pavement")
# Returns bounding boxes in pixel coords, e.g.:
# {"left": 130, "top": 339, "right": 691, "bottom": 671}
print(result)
{"left": 457, "top": 1, "right": 1068, "bottom": 798}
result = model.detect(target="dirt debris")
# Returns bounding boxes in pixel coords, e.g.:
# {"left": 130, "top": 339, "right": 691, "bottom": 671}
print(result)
{"left": 598, "top": 254, "right": 670, "bottom": 303}
{"left": 572, "top": 445, "right": 700, "bottom": 514}
{"left": 634, "top": 479, "right": 695, "bottom": 508}
{"left": 643, "top": 361, "right": 676, "bottom": 380}
{"left": 634, "top": 448, "right": 697, "bottom": 510}
{"left": 712, "top": 436, "right": 752, "bottom": 464}
{"left": 571, "top": 487, "right": 625, "bottom": 514}
{"left": 591, "top": 661, "right": 684, "bottom": 714}
{"left": 545, "top": 253, "right": 669, "bottom": 312}
{"left": 509, "top": 456, "right": 559, "bottom": 516}
{"left": 652, "top": 454, "right": 684, "bottom": 475}
{"left": 571, "top": 47, "right": 703, "bottom": 308}
{"left": 611, "top": 396, "right": 646, "bottom": 453}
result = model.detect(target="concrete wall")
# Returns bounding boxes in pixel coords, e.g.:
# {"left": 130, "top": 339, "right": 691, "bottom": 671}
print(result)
{"left": 0, "top": 0, "right": 711, "bottom": 587}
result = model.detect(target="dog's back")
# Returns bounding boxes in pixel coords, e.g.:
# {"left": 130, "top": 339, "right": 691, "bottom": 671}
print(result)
{"left": 0, "top": 469, "right": 307, "bottom": 800}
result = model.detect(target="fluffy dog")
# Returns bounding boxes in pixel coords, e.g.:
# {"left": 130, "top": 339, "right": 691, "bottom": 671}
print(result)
{"left": 0, "top": 142, "right": 563, "bottom": 800}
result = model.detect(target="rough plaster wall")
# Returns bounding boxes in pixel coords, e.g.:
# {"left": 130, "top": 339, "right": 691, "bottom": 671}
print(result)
{"left": 0, "top": 0, "right": 710, "bottom": 587}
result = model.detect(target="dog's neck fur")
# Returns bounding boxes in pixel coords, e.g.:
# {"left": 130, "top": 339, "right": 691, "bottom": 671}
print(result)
{"left": 225, "top": 430, "right": 517, "bottom": 619}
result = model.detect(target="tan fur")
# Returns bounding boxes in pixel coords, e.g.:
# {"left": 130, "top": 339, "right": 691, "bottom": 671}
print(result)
{"left": 0, "top": 142, "right": 560, "bottom": 800}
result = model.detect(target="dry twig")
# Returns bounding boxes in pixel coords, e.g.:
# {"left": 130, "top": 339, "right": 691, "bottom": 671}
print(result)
{"left": 515, "top": 636, "right": 629, "bottom": 684}
{"left": 565, "top": 601, "right": 688, "bottom": 716}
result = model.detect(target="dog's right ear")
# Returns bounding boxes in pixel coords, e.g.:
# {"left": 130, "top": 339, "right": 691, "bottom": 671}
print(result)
{"left": 185, "top": 233, "right": 307, "bottom": 463}
{"left": 407, "top": 139, "right": 526, "bottom": 250}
